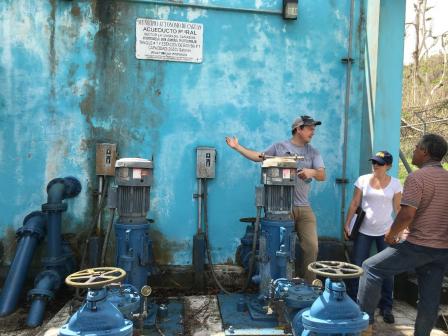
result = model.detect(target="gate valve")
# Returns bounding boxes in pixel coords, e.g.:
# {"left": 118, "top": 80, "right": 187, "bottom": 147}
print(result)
{"left": 292, "top": 261, "right": 369, "bottom": 335}
{"left": 60, "top": 267, "right": 133, "bottom": 336}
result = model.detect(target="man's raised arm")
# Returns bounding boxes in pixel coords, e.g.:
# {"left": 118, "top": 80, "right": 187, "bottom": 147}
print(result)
{"left": 225, "top": 136, "right": 263, "bottom": 162}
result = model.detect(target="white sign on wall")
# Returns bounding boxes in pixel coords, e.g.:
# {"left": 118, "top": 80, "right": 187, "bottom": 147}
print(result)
{"left": 136, "top": 18, "right": 203, "bottom": 63}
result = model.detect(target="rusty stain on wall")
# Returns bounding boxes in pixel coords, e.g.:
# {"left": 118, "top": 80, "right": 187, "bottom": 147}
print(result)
{"left": 78, "top": 0, "right": 166, "bottom": 155}
{"left": 357, "top": 0, "right": 366, "bottom": 70}
{"left": 151, "top": 228, "right": 189, "bottom": 265}
{"left": 49, "top": 0, "right": 57, "bottom": 104}
{"left": 71, "top": 3, "right": 81, "bottom": 17}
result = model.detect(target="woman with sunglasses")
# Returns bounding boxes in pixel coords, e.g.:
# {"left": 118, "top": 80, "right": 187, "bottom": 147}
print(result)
{"left": 343, "top": 151, "right": 402, "bottom": 324}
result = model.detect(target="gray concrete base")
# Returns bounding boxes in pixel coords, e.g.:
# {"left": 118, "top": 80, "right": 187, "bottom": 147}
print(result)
{"left": 2, "top": 298, "right": 446, "bottom": 336}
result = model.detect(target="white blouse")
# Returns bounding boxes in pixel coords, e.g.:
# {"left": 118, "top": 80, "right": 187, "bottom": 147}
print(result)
{"left": 354, "top": 174, "right": 402, "bottom": 236}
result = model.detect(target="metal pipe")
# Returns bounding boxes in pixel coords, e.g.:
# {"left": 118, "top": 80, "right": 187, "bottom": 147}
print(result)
{"left": 242, "top": 206, "right": 261, "bottom": 291}
{"left": 101, "top": 208, "right": 116, "bottom": 266}
{"left": 26, "top": 271, "right": 60, "bottom": 327}
{"left": 340, "top": 0, "right": 355, "bottom": 233}
{"left": 46, "top": 181, "right": 65, "bottom": 257}
{"left": 0, "top": 212, "right": 46, "bottom": 316}
{"left": 44, "top": 177, "right": 82, "bottom": 258}
{"left": 399, "top": 150, "right": 413, "bottom": 174}
{"left": 26, "top": 177, "right": 81, "bottom": 326}
{"left": 97, "top": 175, "right": 103, "bottom": 236}
{"left": 197, "top": 179, "right": 202, "bottom": 234}
{"left": 120, "top": 0, "right": 282, "bottom": 15}
{"left": 26, "top": 299, "right": 47, "bottom": 328}
{"left": 47, "top": 211, "right": 63, "bottom": 258}
{"left": 203, "top": 179, "right": 232, "bottom": 294}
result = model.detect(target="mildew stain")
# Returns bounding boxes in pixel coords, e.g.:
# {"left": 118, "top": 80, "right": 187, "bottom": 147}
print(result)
{"left": 151, "top": 228, "right": 189, "bottom": 265}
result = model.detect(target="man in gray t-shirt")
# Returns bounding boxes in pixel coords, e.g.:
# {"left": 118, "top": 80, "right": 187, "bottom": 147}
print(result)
{"left": 225, "top": 115, "right": 326, "bottom": 283}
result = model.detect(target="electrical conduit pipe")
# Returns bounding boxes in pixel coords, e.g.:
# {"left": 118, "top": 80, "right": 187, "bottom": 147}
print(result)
{"left": 0, "top": 211, "right": 46, "bottom": 316}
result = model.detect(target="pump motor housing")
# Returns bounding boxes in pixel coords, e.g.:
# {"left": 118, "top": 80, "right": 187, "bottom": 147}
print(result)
{"left": 114, "top": 158, "right": 153, "bottom": 223}
{"left": 261, "top": 157, "right": 298, "bottom": 220}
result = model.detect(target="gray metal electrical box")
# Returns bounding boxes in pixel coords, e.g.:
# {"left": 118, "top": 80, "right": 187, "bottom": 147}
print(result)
{"left": 196, "top": 147, "right": 216, "bottom": 178}
{"left": 96, "top": 143, "right": 117, "bottom": 176}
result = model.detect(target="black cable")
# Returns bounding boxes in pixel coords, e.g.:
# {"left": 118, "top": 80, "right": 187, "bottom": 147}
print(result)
{"left": 79, "top": 177, "right": 109, "bottom": 270}
{"left": 203, "top": 179, "right": 233, "bottom": 294}
{"left": 203, "top": 179, "right": 262, "bottom": 294}
{"left": 241, "top": 206, "right": 261, "bottom": 291}
{"left": 75, "top": 177, "right": 110, "bottom": 301}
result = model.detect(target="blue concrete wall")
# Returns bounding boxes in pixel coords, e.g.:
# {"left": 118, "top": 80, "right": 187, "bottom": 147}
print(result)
{"left": 362, "top": 0, "right": 406, "bottom": 177}
{"left": 0, "top": 0, "right": 405, "bottom": 265}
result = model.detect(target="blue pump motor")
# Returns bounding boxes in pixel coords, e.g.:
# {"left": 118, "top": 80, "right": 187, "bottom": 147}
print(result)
{"left": 292, "top": 278, "right": 369, "bottom": 335}
{"left": 111, "top": 158, "right": 154, "bottom": 291}
{"left": 247, "top": 219, "right": 297, "bottom": 321}
{"left": 257, "top": 218, "right": 296, "bottom": 296}
{"left": 115, "top": 223, "right": 152, "bottom": 291}
{"left": 255, "top": 157, "right": 299, "bottom": 293}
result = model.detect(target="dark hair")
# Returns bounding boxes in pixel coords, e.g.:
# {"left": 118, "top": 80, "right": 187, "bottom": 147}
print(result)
{"left": 291, "top": 125, "right": 307, "bottom": 136}
{"left": 292, "top": 116, "right": 313, "bottom": 135}
{"left": 418, "top": 133, "right": 448, "bottom": 161}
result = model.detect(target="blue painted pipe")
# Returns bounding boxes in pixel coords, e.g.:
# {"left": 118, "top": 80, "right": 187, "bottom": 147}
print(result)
{"left": 0, "top": 212, "right": 46, "bottom": 316}
{"left": 26, "top": 177, "right": 81, "bottom": 327}
{"left": 26, "top": 270, "right": 60, "bottom": 327}
{"left": 43, "top": 177, "right": 81, "bottom": 259}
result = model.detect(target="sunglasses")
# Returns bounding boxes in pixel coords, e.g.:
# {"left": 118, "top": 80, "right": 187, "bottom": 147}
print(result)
{"left": 371, "top": 161, "right": 385, "bottom": 166}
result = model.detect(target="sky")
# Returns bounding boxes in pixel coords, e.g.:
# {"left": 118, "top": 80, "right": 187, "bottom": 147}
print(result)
{"left": 403, "top": 0, "right": 448, "bottom": 64}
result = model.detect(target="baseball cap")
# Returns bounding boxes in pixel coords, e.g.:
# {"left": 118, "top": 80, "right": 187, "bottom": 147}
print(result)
{"left": 291, "top": 115, "right": 322, "bottom": 131}
{"left": 369, "top": 151, "right": 393, "bottom": 165}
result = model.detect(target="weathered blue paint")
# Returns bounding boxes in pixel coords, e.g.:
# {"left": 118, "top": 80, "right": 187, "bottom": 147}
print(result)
{"left": 0, "top": 0, "right": 405, "bottom": 265}
{"left": 363, "top": 0, "right": 406, "bottom": 176}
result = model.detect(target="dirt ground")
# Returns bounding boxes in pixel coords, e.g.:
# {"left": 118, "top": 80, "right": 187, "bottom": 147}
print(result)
{"left": 0, "top": 287, "right": 74, "bottom": 335}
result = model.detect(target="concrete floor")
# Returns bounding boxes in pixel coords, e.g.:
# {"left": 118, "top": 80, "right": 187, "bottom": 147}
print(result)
{"left": 1, "top": 297, "right": 446, "bottom": 336}
{"left": 371, "top": 301, "right": 447, "bottom": 336}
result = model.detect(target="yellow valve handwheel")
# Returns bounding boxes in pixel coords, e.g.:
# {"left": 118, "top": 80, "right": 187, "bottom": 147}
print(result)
{"left": 65, "top": 267, "right": 127, "bottom": 289}
{"left": 308, "top": 261, "right": 363, "bottom": 279}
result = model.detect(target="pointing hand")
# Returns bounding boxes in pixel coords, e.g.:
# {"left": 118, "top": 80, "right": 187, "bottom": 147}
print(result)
{"left": 225, "top": 136, "right": 239, "bottom": 149}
